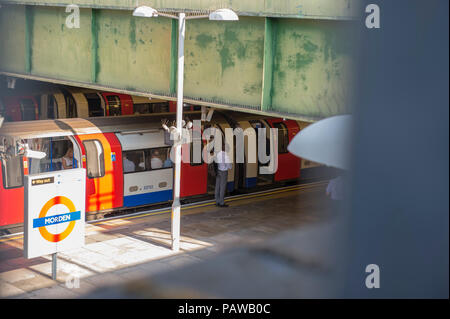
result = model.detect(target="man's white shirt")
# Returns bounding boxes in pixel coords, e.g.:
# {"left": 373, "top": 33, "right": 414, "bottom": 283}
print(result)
{"left": 216, "top": 151, "right": 232, "bottom": 171}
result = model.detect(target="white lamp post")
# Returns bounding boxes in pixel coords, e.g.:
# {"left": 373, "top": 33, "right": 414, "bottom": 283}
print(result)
{"left": 133, "top": 6, "right": 238, "bottom": 251}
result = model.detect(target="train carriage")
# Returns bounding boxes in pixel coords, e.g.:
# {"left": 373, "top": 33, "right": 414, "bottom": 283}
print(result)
{"left": 1, "top": 83, "right": 205, "bottom": 122}
{"left": 0, "top": 112, "right": 303, "bottom": 229}
{"left": 0, "top": 95, "right": 39, "bottom": 122}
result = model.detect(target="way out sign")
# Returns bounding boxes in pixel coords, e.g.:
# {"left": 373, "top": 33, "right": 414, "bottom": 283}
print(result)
{"left": 24, "top": 169, "right": 86, "bottom": 259}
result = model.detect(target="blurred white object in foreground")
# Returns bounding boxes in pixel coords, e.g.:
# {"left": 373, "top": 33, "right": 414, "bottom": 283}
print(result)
{"left": 287, "top": 115, "right": 352, "bottom": 170}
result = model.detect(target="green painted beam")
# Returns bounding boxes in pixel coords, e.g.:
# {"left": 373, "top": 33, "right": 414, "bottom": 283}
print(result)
{"left": 261, "top": 17, "right": 275, "bottom": 111}
{"left": 25, "top": 5, "right": 34, "bottom": 73}
{"left": 169, "top": 18, "right": 178, "bottom": 95}
{"left": 91, "top": 8, "right": 99, "bottom": 83}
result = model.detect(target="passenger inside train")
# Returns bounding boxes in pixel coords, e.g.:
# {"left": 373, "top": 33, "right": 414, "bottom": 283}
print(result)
{"left": 62, "top": 146, "right": 74, "bottom": 170}
{"left": 123, "top": 153, "right": 136, "bottom": 173}
{"left": 150, "top": 150, "right": 163, "bottom": 169}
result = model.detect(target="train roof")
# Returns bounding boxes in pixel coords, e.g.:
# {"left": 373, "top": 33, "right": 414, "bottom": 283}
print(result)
{"left": 0, "top": 113, "right": 202, "bottom": 139}
{"left": 0, "top": 110, "right": 275, "bottom": 140}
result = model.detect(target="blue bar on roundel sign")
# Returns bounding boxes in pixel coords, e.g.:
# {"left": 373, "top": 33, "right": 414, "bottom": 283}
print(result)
{"left": 33, "top": 211, "right": 81, "bottom": 228}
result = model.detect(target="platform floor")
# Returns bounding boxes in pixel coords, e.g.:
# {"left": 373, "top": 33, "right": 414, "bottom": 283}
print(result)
{"left": 0, "top": 182, "right": 329, "bottom": 298}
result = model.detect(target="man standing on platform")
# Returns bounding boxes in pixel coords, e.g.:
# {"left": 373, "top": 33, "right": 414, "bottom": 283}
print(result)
{"left": 215, "top": 143, "right": 232, "bottom": 207}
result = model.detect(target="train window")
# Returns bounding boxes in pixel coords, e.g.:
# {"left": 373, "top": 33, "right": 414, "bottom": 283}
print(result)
{"left": 146, "top": 147, "right": 172, "bottom": 170}
{"left": 20, "top": 98, "right": 36, "bottom": 121}
{"left": 123, "top": 147, "right": 172, "bottom": 174}
{"left": 65, "top": 94, "right": 78, "bottom": 118}
{"left": 272, "top": 122, "right": 289, "bottom": 154}
{"left": 27, "top": 137, "right": 76, "bottom": 174}
{"left": 84, "top": 93, "right": 104, "bottom": 117}
{"left": 83, "top": 140, "right": 105, "bottom": 178}
{"left": 1, "top": 156, "right": 23, "bottom": 189}
{"left": 151, "top": 102, "right": 169, "bottom": 113}
{"left": 123, "top": 150, "right": 145, "bottom": 173}
{"left": 133, "top": 103, "right": 152, "bottom": 114}
{"left": 106, "top": 95, "right": 121, "bottom": 116}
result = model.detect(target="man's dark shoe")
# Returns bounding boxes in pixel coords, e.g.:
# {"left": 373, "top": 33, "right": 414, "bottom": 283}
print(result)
{"left": 218, "top": 204, "right": 229, "bottom": 207}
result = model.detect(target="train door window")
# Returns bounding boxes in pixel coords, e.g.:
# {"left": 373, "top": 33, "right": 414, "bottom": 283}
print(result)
{"left": 83, "top": 140, "right": 105, "bottom": 178}
{"left": 145, "top": 147, "right": 172, "bottom": 170}
{"left": 122, "top": 150, "right": 145, "bottom": 173}
{"left": 1, "top": 156, "right": 23, "bottom": 188}
{"left": 20, "top": 98, "right": 36, "bottom": 121}
{"left": 27, "top": 137, "right": 76, "bottom": 174}
{"left": 133, "top": 103, "right": 152, "bottom": 114}
{"left": 272, "top": 122, "right": 289, "bottom": 154}
{"left": 106, "top": 95, "right": 121, "bottom": 116}
{"left": 183, "top": 103, "right": 192, "bottom": 112}
{"left": 65, "top": 94, "right": 78, "bottom": 118}
{"left": 84, "top": 93, "right": 104, "bottom": 117}
{"left": 151, "top": 102, "right": 169, "bottom": 113}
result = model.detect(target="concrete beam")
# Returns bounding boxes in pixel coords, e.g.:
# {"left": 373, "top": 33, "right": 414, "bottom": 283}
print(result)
{"left": 0, "top": 4, "right": 358, "bottom": 120}
{"left": 0, "top": 0, "right": 362, "bottom": 20}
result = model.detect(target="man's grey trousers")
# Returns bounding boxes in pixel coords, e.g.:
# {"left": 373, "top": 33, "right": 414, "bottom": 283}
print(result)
{"left": 215, "top": 170, "right": 228, "bottom": 205}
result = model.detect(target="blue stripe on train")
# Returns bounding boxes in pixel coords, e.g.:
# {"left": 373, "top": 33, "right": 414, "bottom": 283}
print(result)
{"left": 125, "top": 178, "right": 256, "bottom": 206}
{"left": 226, "top": 178, "right": 256, "bottom": 191}
{"left": 245, "top": 177, "right": 257, "bottom": 188}
{"left": 124, "top": 190, "right": 173, "bottom": 207}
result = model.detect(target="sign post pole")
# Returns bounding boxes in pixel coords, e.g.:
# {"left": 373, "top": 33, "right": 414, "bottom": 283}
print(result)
{"left": 52, "top": 252, "right": 57, "bottom": 280}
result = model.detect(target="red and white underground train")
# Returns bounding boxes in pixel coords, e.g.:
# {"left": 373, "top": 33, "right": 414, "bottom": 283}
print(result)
{"left": 0, "top": 111, "right": 313, "bottom": 229}
{"left": 0, "top": 86, "right": 198, "bottom": 122}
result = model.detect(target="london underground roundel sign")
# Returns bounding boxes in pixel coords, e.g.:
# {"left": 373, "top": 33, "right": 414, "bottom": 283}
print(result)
{"left": 34, "top": 196, "right": 81, "bottom": 243}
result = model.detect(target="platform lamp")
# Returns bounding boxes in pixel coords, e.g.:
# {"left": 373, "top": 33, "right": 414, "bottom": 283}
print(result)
{"left": 132, "top": 6, "right": 238, "bottom": 251}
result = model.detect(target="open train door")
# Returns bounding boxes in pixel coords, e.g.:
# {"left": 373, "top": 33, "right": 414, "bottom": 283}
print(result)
{"left": 180, "top": 124, "right": 208, "bottom": 198}
{"left": 265, "top": 119, "right": 301, "bottom": 182}
{"left": 249, "top": 120, "right": 274, "bottom": 186}
{"left": 0, "top": 154, "right": 24, "bottom": 227}
{"left": 74, "top": 133, "right": 123, "bottom": 213}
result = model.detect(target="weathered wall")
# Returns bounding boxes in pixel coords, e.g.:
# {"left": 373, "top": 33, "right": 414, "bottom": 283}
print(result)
{"left": 0, "top": 1, "right": 360, "bottom": 120}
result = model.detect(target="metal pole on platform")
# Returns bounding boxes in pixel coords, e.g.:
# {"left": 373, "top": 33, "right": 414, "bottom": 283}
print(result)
{"left": 132, "top": 6, "right": 238, "bottom": 252}
{"left": 51, "top": 252, "right": 57, "bottom": 280}
{"left": 171, "top": 12, "right": 185, "bottom": 252}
